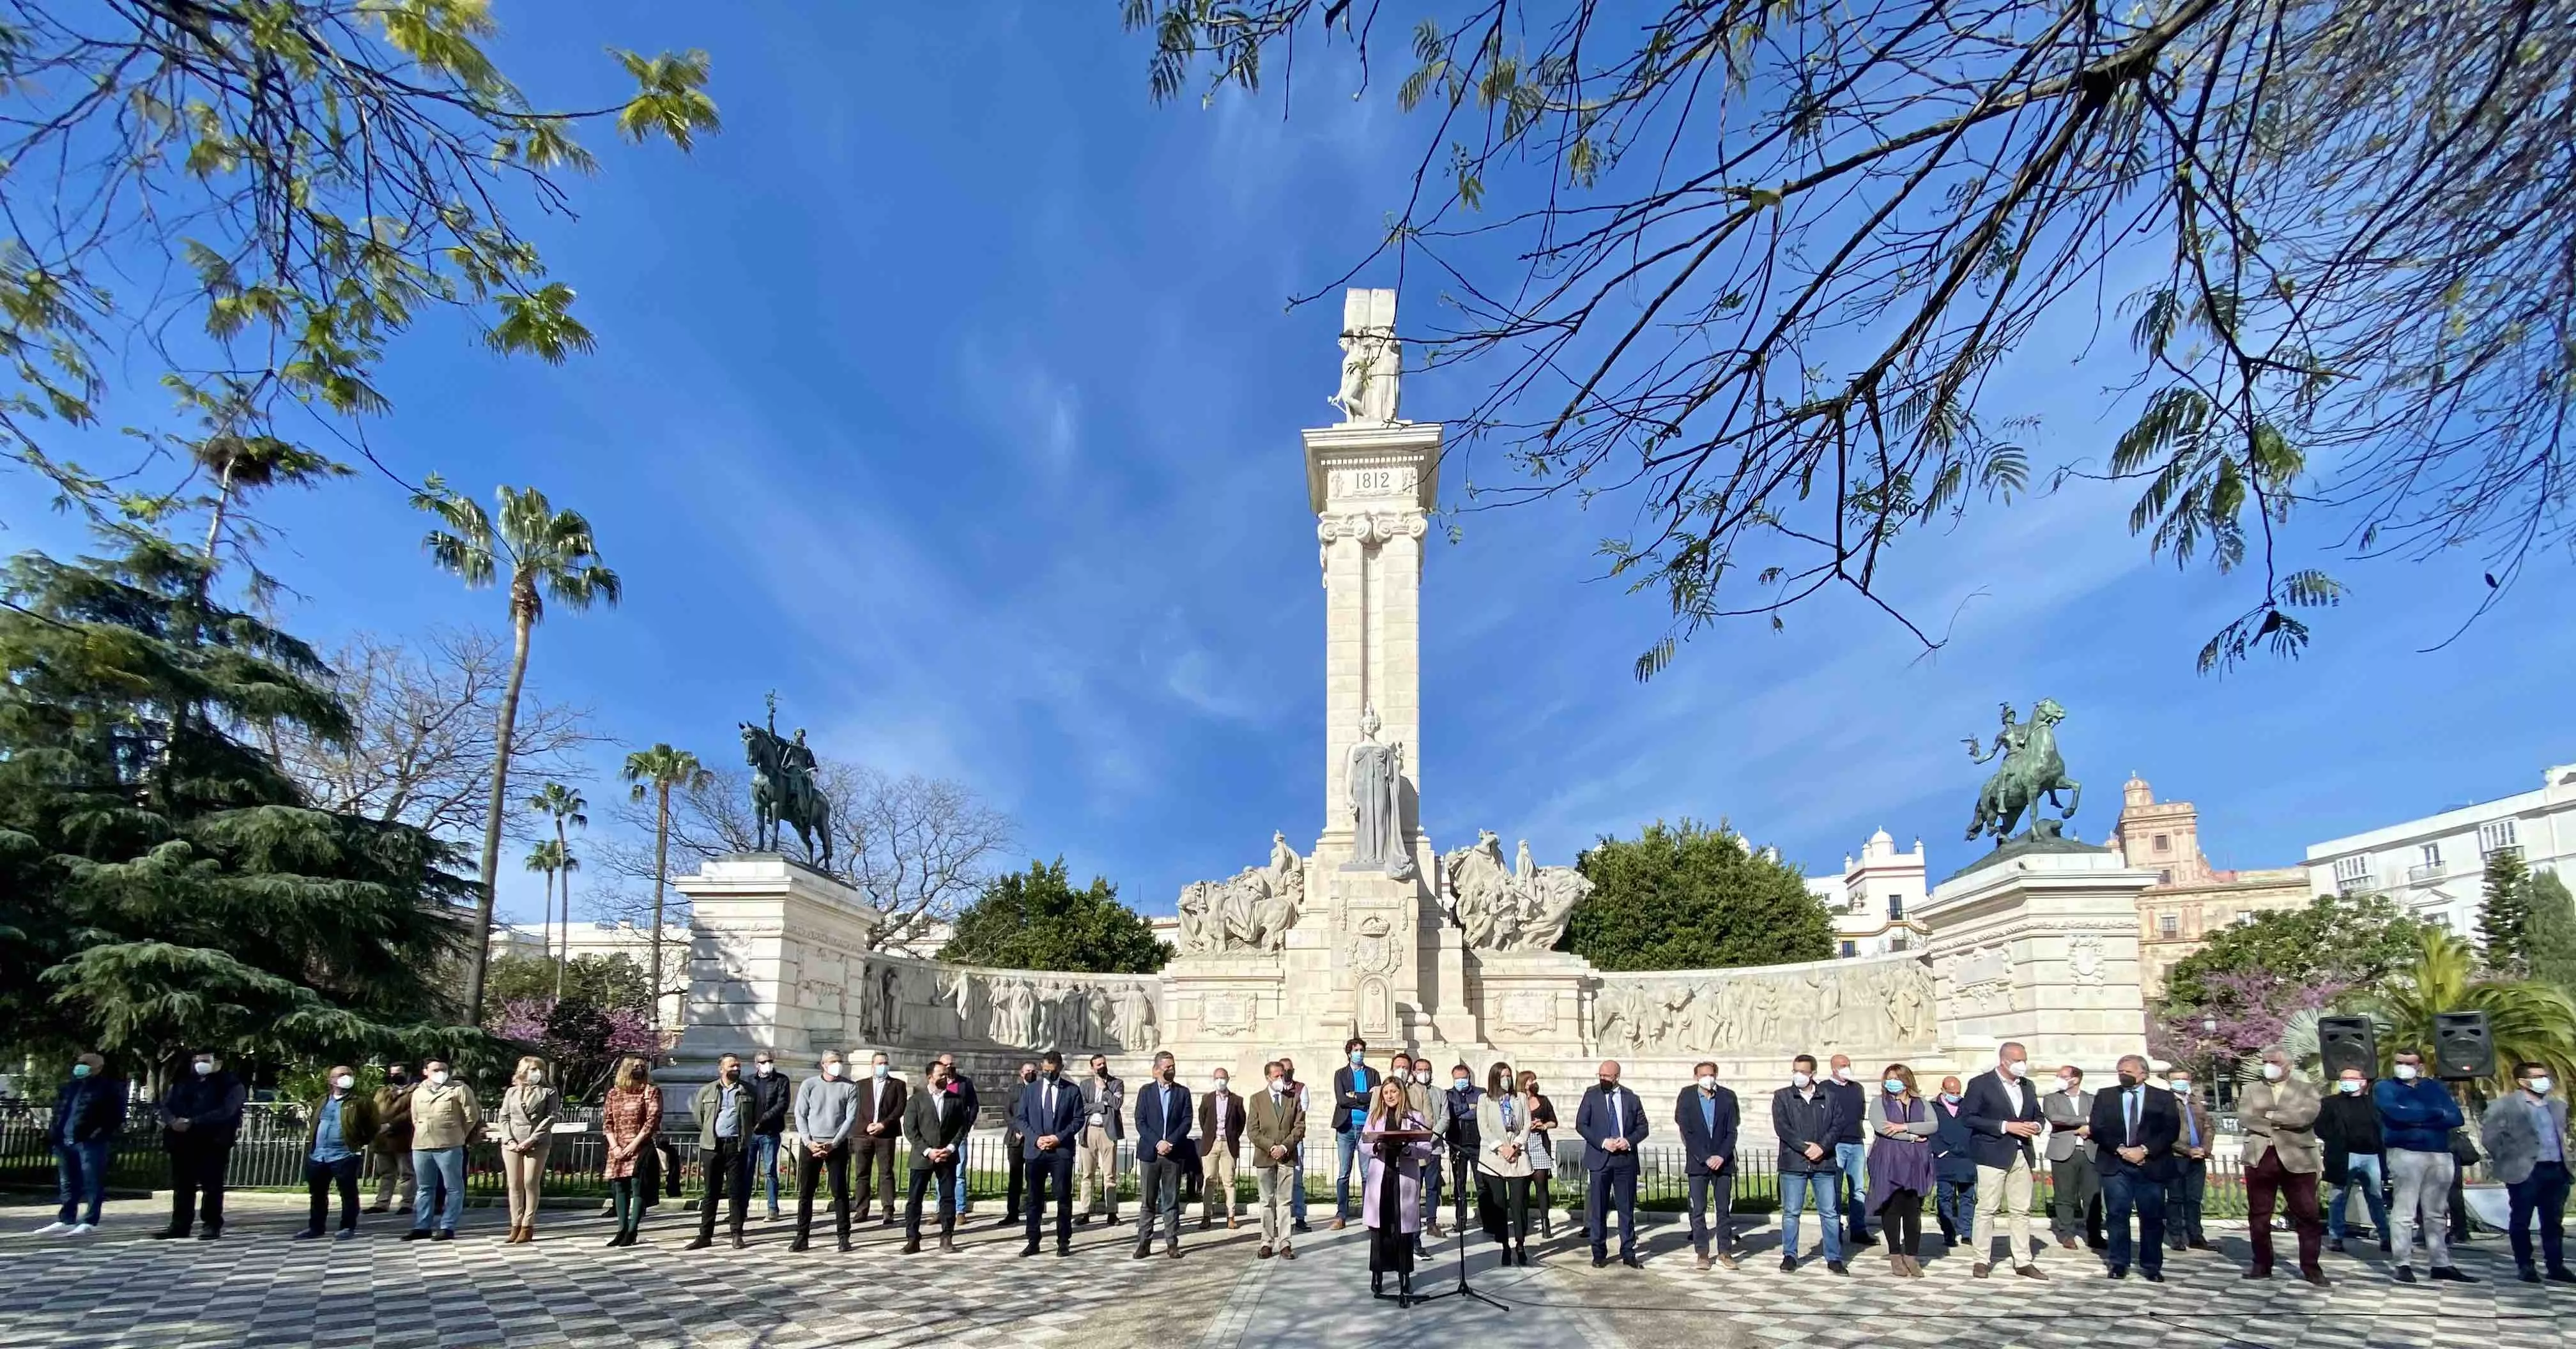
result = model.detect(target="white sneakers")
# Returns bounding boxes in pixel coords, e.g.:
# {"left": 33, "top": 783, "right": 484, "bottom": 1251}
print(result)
{"left": 28, "top": 1221, "right": 96, "bottom": 1236}
{"left": 70, "top": 1223, "right": 96, "bottom": 1235}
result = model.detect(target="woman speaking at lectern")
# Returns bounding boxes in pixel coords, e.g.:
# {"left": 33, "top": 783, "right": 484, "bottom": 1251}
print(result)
{"left": 1361, "top": 1079, "right": 1437, "bottom": 1306}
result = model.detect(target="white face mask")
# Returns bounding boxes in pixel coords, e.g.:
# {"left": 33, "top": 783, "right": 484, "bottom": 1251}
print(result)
{"left": 2530, "top": 1076, "right": 2556, "bottom": 1096}
{"left": 1414, "top": 1070, "right": 1432, "bottom": 1085}
{"left": 523, "top": 1069, "right": 544, "bottom": 1085}
{"left": 2058, "top": 1078, "right": 2079, "bottom": 1094}
{"left": 2260, "top": 1063, "right": 2285, "bottom": 1081}
{"left": 192, "top": 1060, "right": 215, "bottom": 1076}
{"left": 1268, "top": 1078, "right": 1284, "bottom": 1094}
{"left": 1212, "top": 1077, "right": 1229, "bottom": 1092}
{"left": 333, "top": 1074, "right": 355, "bottom": 1091}
{"left": 2337, "top": 1079, "right": 2364, "bottom": 1094}
{"left": 2394, "top": 1064, "right": 2420, "bottom": 1081}
{"left": 1831, "top": 1067, "right": 1851, "bottom": 1083}
{"left": 427, "top": 1070, "right": 450, "bottom": 1087}
{"left": 2006, "top": 1061, "right": 2029, "bottom": 1079}
{"left": 755, "top": 1062, "right": 774, "bottom": 1076}
{"left": 1791, "top": 1071, "right": 1813, "bottom": 1088}
{"left": 822, "top": 1062, "right": 844, "bottom": 1079}
{"left": 1697, "top": 1074, "right": 1719, "bottom": 1092}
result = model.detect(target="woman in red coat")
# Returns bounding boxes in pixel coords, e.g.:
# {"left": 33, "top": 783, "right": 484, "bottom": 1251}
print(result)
{"left": 601, "top": 1056, "right": 663, "bottom": 1247}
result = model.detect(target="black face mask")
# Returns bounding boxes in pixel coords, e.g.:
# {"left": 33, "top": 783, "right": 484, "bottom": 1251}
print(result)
{"left": 1598, "top": 1077, "right": 1616, "bottom": 1091}
{"left": 2117, "top": 1072, "right": 2140, "bottom": 1089}
{"left": 1021, "top": 1073, "right": 1036, "bottom": 1083}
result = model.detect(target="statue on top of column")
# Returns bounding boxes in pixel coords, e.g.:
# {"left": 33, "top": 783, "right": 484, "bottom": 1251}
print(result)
{"left": 1328, "top": 287, "right": 1402, "bottom": 425}
{"left": 1345, "top": 704, "right": 1416, "bottom": 880}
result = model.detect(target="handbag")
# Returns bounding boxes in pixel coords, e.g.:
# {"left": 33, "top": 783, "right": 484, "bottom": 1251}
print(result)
{"left": 2446, "top": 1126, "right": 2482, "bottom": 1168}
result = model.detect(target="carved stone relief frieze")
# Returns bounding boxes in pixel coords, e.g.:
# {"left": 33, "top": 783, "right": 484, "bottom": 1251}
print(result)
{"left": 1589, "top": 959, "right": 1937, "bottom": 1055}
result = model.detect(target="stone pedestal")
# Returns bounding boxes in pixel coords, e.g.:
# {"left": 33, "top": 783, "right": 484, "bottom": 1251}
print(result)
{"left": 1919, "top": 841, "right": 2156, "bottom": 1075}
{"left": 668, "top": 853, "right": 880, "bottom": 1067}
{"left": 1464, "top": 951, "right": 1590, "bottom": 1058}
{"left": 1159, "top": 952, "right": 1286, "bottom": 1083}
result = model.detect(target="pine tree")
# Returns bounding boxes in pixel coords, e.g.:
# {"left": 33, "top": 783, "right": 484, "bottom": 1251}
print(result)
{"left": 1559, "top": 819, "right": 1836, "bottom": 972}
{"left": 0, "top": 528, "right": 494, "bottom": 1071}
{"left": 2480, "top": 848, "right": 2534, "bottom": 975}
{"left": 2527, "top": 871, "right": 2576, "bottom": 1000}
{"left": 938, "top": 859, "right": 1169, "bottom": 973}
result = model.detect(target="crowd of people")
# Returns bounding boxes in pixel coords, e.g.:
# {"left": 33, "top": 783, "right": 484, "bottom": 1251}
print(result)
{"left": 26, "top": 1037, "right": 2573, "bottom": 1296}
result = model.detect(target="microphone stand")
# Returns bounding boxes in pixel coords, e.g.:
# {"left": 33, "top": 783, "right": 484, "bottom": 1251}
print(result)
{"left": 1408, "top": 1120, "right": 1506, "bottom": 1309}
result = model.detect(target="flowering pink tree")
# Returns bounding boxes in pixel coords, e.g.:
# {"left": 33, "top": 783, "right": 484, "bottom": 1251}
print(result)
{"left": 2159, "top": 972, "right": 2352, "bottom": 1079}
{"left": 491, "top": 994, "right": 663, "bottom": 1100}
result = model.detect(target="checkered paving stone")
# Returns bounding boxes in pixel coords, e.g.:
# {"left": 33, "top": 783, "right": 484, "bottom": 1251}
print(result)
{"left": 0, "top": 1198, "right": 1246, "bottom": 1349}
{"left": 9, "top": 1202, "right": 2571, "bottom": 1349}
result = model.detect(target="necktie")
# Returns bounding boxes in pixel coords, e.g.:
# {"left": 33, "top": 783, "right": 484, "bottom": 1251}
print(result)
{"left": 2126, "top": 1090, "right": 2138, "bottom": 1147}
{"left": 1044, "top": 1083, "right": 1055, "bottom": 1119}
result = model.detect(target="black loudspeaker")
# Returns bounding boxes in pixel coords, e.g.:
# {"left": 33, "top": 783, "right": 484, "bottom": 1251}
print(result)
{"left": 2434, "top": 1011, "right": 2496, "bottom": 1081}
{"left": 2317, "top": 1015, "right": 2377, "bottom": 1079}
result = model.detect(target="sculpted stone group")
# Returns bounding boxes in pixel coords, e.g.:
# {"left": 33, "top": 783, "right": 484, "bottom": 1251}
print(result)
{"left": 1590, "top": 959, "right": 1935, "bottom": 1056}
{"left": 1441, "top": 830, "right": 1593, "bottom": 952}
{"left": 930, "top": 967, "right": 1159, "bottom": 1053}
{"left": 1175, "top": 833, "right": 1306, "bottom": 955}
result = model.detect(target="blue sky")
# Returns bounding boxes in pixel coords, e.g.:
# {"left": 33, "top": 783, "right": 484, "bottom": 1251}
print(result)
{"left": 7, "top": 4, "right": 2570, "bottom": 927}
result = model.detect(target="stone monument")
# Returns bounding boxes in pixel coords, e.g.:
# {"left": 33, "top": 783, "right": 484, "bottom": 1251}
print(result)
{"left": 661, "top": 291, "right": 2150, "bottom": 1117}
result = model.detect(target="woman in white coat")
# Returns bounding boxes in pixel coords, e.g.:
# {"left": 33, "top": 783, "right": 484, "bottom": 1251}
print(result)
{"left": 1474, "top": 1061, "right": 1537, "bottom": 1265}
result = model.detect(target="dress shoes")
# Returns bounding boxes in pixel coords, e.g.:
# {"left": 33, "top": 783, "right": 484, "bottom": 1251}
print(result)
{"left": 1258, "top": 1244, "right": 1274, "bottom": 1259}
{"left": 2549, "top": 1267, "right": 2576, "bottom": 1284}
{"left": 790, "top": 1237, "right": 810, "bottom": 1252}
{"left": 1592, "top": 1256, "right": 1608, "bottom": 1269}
{"left": 2106, "top": 1267, "right": 2128, "bottom": 1279}
{"left": 1132, "top": 1242, "right": 1151, "bottom": 1260}
{"left": 901, "top": 1238, "right": 921, "bottom": 1254}
{"left": 2300, "top": 1269, "right": 2332, "bottom": 1288}
{"left": 2390, "top": 1266, "right": 2418, "bottom": 1284}
{"left": 1019, "top": 1242, "right": 1039, "bottom": 1257}
{"left": 685, "top": 1235, "right": 712, "bottom": 1251}
{"left": 1166, "top": 1239, "right": 1182, "bottom": 1258}
{"left": 2143, "top": 1271, "right": 2164, "bottom": 1283}
{"left": 1823, "top": 1260, "right": 1848, "bottom": 1276}
{"left": 2014, "top": 1265, "right": 2047, "bottom": 1279}
{"left": 1622, "top": 1255, "right": 1645, "bottom": 1269}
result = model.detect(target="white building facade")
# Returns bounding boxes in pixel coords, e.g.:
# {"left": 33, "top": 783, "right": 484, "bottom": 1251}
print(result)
{"left": 2304, "top": 763, "right": 2576, "bottom": 934}
{"left": 490, "top": 921, "right": 692, "bottom": 1026}
{"left": 1810, "top": 828, "right": 1934, "bottom": 957}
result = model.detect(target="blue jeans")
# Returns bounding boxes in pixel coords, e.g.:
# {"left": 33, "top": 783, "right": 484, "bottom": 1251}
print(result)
{"left": 1834, "top": 1141, "right": 1871, "bottom": 1238}
{"left": 55, "top": 1138, "right": 109, "bottom": 1226}
{"left": 1935, "top": 1175, "right": 1977, "bottom": 1244}
{"left": 2329, "top": 1152, "right": 2389, "bottom": 1240}
{"left": 1289, "top": 1150, "right": 1307, "bottom": 1223}
{"left": 1335, "top": 1129, "right": 1363, "bottom": 1221}
{"left": 411, "top": 1147, "right": 466, "bottom": 1232}
{"left": 2101, "top": 1167, "right": 2166, "bottom": 1274}
{"left": 753, "top": 1133, "right": 783, "bottom": 1215}
{"left": 1781, "top": 1169, "right": 1844, "bottom": 1263}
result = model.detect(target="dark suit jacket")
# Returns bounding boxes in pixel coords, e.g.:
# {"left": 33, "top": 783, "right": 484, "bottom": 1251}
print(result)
{"left": 1197, "top": 1088, "right": 1246, "bottom": 1160}
{"left": 1931, "top": 1099, "right": 1981, "bottom": 1182}
{"left": 903, "top": 1085, "right": 972, "bottom": 1168}
{"left": 2086, "top": 1083, "right": 2181, "bottom": 1180}
{"left": 1673, "top": 1085, "right": 1740, "bottom": 1173}
{"left": 1002, "top": 1079, "right": 1031, "bottom": 1145}
{"left": 1134, "top": 1080, "right": 1198, "bottom": 1166}
{"left": 1331, "top": 1064, "right": 1378, "bottom": 1134}
{"left": 1011, "top": 1074, "right": 1085, "bottom": 1162}
{"left": 1575, "top": 1083, "right": 1650, "bottom": 1173}
{"left": 1960, "top": 1069, "right": 2044, "bottom": 1170}
{"left": 857, "top": 1074, "right": 908, "bottom": 1140}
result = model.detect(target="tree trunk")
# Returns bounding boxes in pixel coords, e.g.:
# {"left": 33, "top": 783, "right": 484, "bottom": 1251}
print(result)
{"left": 553, "top": 816, "right": 570, "bottom": 1002}
{"left": 650, "top": 781, "right": 671, "bottom": 1032}
{"left": 201, "top": 462, "right": 236, "bottom": 563}
{"left": 463, "top": 592, "right": 534, "bottom": 1023}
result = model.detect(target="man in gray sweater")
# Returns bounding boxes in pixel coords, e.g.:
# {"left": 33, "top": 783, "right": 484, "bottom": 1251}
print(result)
{"left": 791, "top": 1051, "right": 861, "bottom": 1252}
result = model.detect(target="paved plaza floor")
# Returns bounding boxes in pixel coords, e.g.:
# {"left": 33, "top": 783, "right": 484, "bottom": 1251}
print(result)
{"left": 3, "top": 1196, "right": 2570, "bottom": 1348}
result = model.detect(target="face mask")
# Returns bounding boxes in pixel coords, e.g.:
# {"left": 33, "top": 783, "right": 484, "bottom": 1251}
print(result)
{"left": 1940, "top": 1093, "right": 1961, "bottom": 1105}
{"left": 2117, "top": 1073, "right": 2140, "bottom": 1090}
{"left": 525, "top": 1069, "right": 545, "bottom": 1084}
{"left": 2335, "top": 1078, "right": 2366, "bottom": 1094}
{"left": 1697, "top": 1074, "right": 1719, "bottom": 1092}
{"left": 2006, "top": 1062, "right": 2029, "bottom": 1079}
{"left": 1268, "top": 1078, "right": 1285, "bottom": 1094}
{"left": 1832, "top": 1067, "right": 1852, "bottom": 1083}
{"left": 1884, "top": 1079, "right": 1906, "bottom": 1094}
{"left": 2057, "top": 1078, "right": 2078, "bottom": 1094}
{"left": 72, "top": 1064, "right": 92, "bottom": 1079}
{"left": 1791, "top": 1071, "right": 1813, "bottom": 1088}
{"left": 426, "top": 1069, "right": 450, "bottom": 1086}
{"left": 1043, "top": 1067, "right": 1061, "bottom": 1080}
{"left": 2260, "top": 1063, "right": 2285, "bottom": 1081}
{"left": 1416, "top": 1071, "right": 1433, "bottom": 1085}
{"left": 1597, "top": 1077, "right": 1615, "bottom": 1092}
{"left": 1447, "top": 1079, "right": 1468, "bottom": 1093}
{"left": 1157, "top": 1067, "right": 1175, "bottom": 1081}
{"left": 2168, "top": 1079, "right": 2191, "bottom": 1094}
{"left": 192, "top": 1061, "right": 215, "bottom": 1076}
{"left": 1349, "top": 1051, "right": 1365, "bottom": 1066}
{"left": 2394, "top": 1064, "right": 2420, "bottom": 1081}
{"left": 2530, "top": 1077, "right": 2556, "bottom": 1096}
{"left": 756, "top": 1063, "right": 774, "bottom": 1077}
{"left": 822, "top": 1063, "right": 844, "bottom": 1079}
{"left": 1096, "top": 1066, "right": 1110, "bottom": 1078}
{"left": 334, "top": 1074, "right": 355, "bottom": 1090}
{"left": 1212, "top": 1077, "right": 1228, "bottom": 1091}
{"left": 873, "top": 1064, "right": 889, "bottom": 1079}
{"left": 1021, "top": 1072, "right": 1036, "bottom": 1083}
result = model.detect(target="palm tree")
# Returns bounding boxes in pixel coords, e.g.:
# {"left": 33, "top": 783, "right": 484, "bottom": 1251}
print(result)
{"left": 623, "top": 743, "right": 711, "bottom": 1030}
{"left": 414, "top": 475, "right": 621, "bottom": 1019}
{"left": 526, "top": 782, "right": 588, "bottom": 998}
{"left": 523, "top": 837, "right": 565, "bottom": 989}
{"left": 2349, "top": 927, "right": 2576, "bottom": 1098}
